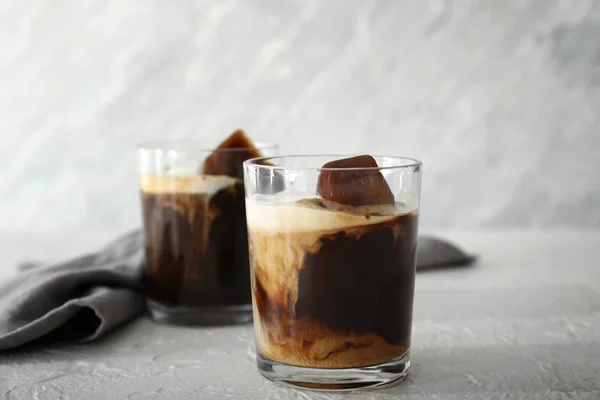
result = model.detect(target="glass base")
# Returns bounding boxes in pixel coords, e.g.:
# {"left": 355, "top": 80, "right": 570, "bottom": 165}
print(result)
{"left": 256, "top": 352, "right": 410, "bottom": 392}
{"left": 147, "top": 300, "right": 253, "bottom": 326}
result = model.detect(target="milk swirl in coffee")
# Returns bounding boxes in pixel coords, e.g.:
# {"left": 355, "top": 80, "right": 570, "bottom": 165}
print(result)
{"left": 140, "top": 131, "right": 267, "bottom": 311}
{"left": 246, "top": 156, "right": 418, "bottom": 368}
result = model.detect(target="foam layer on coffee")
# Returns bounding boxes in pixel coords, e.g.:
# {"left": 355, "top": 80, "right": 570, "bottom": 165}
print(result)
{"left": 246, "top": 197, "right": 415, "bottom": 234}
{"left": 139, "top": 174, "right": 239, "bottom": 195}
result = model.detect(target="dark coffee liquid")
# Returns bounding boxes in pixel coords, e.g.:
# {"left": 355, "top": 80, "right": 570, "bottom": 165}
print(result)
{"left": 250, "top": 207, "right": 418, "bottom": 368}
{"left": 295, "top": 213, "right": 417, "bottom": 346}
{"left": 141, "top": 180, "right": 250, "bottom": 307}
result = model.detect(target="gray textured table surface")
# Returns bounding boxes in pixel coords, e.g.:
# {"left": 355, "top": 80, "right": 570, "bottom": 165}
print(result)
{"left": 1, "top": 230, "right": 599, "bottom": 399}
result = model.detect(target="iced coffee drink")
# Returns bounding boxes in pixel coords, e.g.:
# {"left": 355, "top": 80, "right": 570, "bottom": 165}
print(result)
{"left": 138, "top": 131, "right": 277, "bottom": 324}
{"left": 244, "top": 155, "right": 422, "bottom": 389}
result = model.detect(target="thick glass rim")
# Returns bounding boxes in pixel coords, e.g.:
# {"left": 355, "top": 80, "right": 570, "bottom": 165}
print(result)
{"left": 137, "top": 139, "right": 278, "bottom": 153}
{"left": 244, "top": 155, "right": 422, "bottom": 171}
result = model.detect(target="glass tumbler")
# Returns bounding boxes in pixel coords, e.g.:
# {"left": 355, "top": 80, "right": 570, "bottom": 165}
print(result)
{"left": 243, "top": 155, "right": 422, "bottom": 390}
{"left": 137, "top": 140, "right": 278, "bottom": 325}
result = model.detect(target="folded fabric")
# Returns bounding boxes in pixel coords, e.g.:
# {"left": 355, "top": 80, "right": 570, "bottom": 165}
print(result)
{"left": 0, "top": 231, "right": 475, "bottom": 351}
{"left": 417, "top": 236, "right": 477, "bottom": 270}
{"left": 0, "top": 231, "right": 145, "bottom": 351}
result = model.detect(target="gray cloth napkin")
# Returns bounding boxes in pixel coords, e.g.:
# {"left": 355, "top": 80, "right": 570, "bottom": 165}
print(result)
{"left": 0, "top": 231, "right": 146, "bottom": 351}
{"left": 0, "top": 232, "right": 475, "bottom": 351}
{"left": 417, "top": 236, "right": 477, "bottom": 270}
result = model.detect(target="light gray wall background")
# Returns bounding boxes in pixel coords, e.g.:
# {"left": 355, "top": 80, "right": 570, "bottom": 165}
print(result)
{"left": 1, "top": 0, "right": 599, "bottom": 234}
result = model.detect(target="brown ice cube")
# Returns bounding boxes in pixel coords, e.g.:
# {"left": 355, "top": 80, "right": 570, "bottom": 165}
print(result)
{"left": 202, "top": 130, "right": 264, "bottom": 179}
{"left": 316, "top": 155, "right": 395, "bottom": 206}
